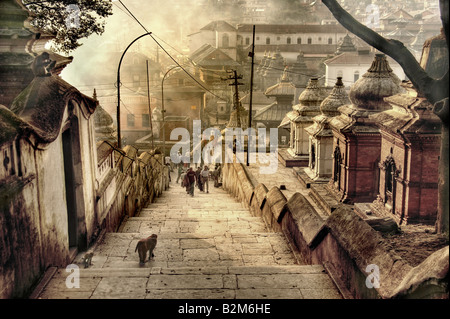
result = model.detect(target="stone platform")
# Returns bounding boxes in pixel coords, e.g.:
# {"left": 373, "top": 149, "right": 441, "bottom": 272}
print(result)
{"left": 278, "top": 148, "right": 309, "bottom": 167}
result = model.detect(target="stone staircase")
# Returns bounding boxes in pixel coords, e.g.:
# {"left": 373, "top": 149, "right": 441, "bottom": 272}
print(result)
{"left": 33, "top": 174, "right": 342, "bottom": 299}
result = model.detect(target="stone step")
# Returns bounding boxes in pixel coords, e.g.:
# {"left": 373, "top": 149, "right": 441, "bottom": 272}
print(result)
{"left": 138, "top": 209, "right": 251, "bottom": 217}
{"left": 81, "top": 231, "right": 298, "bottom": 270}
{"left": 36, "top": 264, "right": 342, "bottom": 299}
{"left": 119, "top": 218, "right": 268, "bottom": 234}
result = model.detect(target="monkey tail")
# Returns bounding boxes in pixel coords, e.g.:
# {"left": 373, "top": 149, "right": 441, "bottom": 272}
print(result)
{"left": 135, "top": 242, "right": 140, "bottom": 252}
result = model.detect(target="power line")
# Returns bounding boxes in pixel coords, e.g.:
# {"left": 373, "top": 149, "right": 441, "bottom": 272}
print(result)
{"left": 116, "top": 0, "right": 227, "bottom": 102}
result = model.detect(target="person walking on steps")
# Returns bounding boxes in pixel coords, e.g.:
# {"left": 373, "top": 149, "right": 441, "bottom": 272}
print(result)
{"left": 186, "top": 167, "right": 197, "bottom": 197}
{"left": 201, "top": 165, "right": 210, "bottom": 193}
{"left": 195, "top": 166, "right": 203, "bottom": 192}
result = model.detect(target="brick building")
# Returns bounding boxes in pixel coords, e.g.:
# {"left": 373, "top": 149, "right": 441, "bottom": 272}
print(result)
{"left": 328, "top": 54, "right": 404, "bottom": 203}
{"left": 369, "top": 85, "right": 441, "bottom": 225}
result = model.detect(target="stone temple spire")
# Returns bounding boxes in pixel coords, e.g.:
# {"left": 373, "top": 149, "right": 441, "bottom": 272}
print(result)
{"left": 335, "top": 34, "right": 357, "bottom": 55}
{"left": 349, "top": 54, "right": 403, "bottom": 111}
{"left": 320, "top": 77, "right": 350, "bottom": 117}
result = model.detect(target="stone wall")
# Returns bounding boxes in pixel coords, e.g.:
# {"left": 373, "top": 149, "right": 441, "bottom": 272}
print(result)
{"left": 222, "top": 160, "right": 449, "bottom": 299}
{"left": 0, "top": 135, "right": 167, "bottom": 298}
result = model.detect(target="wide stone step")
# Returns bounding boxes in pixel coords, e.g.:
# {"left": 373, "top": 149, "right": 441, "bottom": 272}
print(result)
{"left": 138, "top": 208, "right": 252, "bottom": 219}
{"left": 120, "top": 217, "right": 268, "bottom": 234}
{"left": 36, "top": 264, "right": 342, "bottom": 299}
{"left": 82, "top": 231, "right": 298, "bottom": 270}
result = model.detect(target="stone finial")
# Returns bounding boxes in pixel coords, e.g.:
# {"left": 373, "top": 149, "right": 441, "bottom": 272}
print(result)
{"left": 349, "top": 54, "right": 403, "bottom": 111}
{"left": 298, "top": 78, "right": 328, "bottom": 106}
{"left": 320, "top": 77, "right": 350, "bottom": 116}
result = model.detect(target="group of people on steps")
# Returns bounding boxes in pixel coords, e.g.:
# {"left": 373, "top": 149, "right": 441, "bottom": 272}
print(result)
{"left": 176, "top": 163, "right": 222, "bottom": 197}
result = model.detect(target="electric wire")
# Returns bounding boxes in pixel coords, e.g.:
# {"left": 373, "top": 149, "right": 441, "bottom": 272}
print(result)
{"left": 117, "top": 0, "right": 228, "bottom": 101}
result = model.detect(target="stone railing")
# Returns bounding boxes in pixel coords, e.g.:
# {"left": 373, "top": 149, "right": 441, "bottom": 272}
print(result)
{"left": 222, "top": 161, "right": 449, "bottom": 299}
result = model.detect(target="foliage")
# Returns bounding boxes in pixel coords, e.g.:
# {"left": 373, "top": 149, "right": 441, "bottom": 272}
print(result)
{"left": 22, "top": 0, "right": 113, "bottom": 54}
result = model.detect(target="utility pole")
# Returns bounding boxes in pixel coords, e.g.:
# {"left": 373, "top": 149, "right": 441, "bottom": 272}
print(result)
{"left": 225, "top": 70, "right": 244, "bottom": 127}
{"left": 247, "top": 25, "right": 256, "bottom": 166}
{"left": 146, "top": 60, "right": 154, "bottom": 149}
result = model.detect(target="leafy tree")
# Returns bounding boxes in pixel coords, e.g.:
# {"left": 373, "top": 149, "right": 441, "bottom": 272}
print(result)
{"left": 22, "top": 0, "right": 113, "bottom": 54}
{"left": 321, "top": 0, "right": 449, "bottom": 234}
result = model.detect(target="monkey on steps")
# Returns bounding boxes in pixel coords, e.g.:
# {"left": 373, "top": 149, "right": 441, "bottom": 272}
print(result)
{"left": 135, "top": 234, "right": 158, "bottom": 265}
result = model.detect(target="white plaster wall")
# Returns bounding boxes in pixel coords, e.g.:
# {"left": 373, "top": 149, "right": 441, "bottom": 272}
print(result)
{"left": 325, "top": 63, "right": 407, "bottom": 87}
{"left": 36, "top": 134, "right": 70, "bottom": 264}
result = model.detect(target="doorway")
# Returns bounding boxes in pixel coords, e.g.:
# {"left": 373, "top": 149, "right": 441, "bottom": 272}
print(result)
{"left": 62, "top": 128, "right": 77, "bottom": 248}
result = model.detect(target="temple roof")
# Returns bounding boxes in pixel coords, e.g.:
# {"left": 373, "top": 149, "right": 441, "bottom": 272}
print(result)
{"left": 320, "top": 77, "right": 350, "bottom": 117}
{"left": 254, "top": 102, "right": 291, "bottom": 122}
{"left": 348, "top": 54, "right": 404, "bottom": 111}
{"left": 294, "top": 78, "right": 327, "bottom": 112}
{"left": 370, "top": 90, "right": 441, "bottom": 135}
{"left": 264, "top": 67, "right": 296, "bottom": 97}
{"left": 9, "top": 75, "right": 96, "bottom": 144}
{"left": 335, "top": 34, "right": 357, "bottom": 55}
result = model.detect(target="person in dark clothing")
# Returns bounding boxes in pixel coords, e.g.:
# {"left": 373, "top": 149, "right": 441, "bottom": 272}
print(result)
{"left": 186, "top": 167, "right": 197, "bottom": 196}
{"left": 195, "top": 167, "right": 203, "bottom": 192}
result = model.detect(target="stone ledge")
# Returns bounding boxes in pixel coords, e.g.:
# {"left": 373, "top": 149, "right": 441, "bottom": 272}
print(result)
{"left": 266, "top": 186, "right": 288, "bottom": 223}
{"left": 323, "top": 206, "right": 412, "bottom": 298}
{"left": 309, "top": 184, "right": 340, "bottom": 215}
{"left": 391, "top": 246, "right": 449, "bottom": 299}
{"left": 254, "top": 183, "right": 268, "bottom": 210}
{"left": 285, "top": 192, "right": 326, "bottom": 248}
{"left": 278, "top": 148, "right": 309, "bottom": 167}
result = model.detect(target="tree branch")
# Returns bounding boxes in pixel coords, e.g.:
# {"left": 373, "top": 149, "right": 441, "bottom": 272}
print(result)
{"left": 321, "top": 0, "right": 446, "bottom": 104}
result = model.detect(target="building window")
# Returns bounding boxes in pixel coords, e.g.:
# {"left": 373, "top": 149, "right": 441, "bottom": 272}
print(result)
{"left": 287, "top": 37, "right": 291, "bottom": 44}
{"left": 142, "top": 114, "right": 150, "bottom": 127}
{"left": 127, "top": 114, "right": 135, "bottom": 127}
{"left": 354, "top": 71, "right": 360, "bottom": 82}
{"left": 383, "top": 155, "right": 397, "bottom": 212}
{"left": 307, "top": 37, "right": 312, "bottom": 44}
{"left": 178, "top": 79, "right": 184, "bottom": 86}
{"left": 277, "top": 36, "right": 280, "bottom": 41}
{"left": 311, "top": 143, "right": 316, "bottom": 169}
{"left": 266, "top": 37, "right": 270, "bottom": 44}
{"left": 297, "top": 37, "right": 301, "bottom": 44}
{"left": 318, "top": 37, "right": 322, "bottom": 42}
{"left": 328, "top": 37, "right": 333, "bottom": 44}
{"left": 245, "top": 37, "right": 250, "bottom": 45}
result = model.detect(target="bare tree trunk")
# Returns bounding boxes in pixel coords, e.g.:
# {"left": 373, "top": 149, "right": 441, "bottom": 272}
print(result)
{"left": 321, "top": 0, "right": 449, "bottom": 234}
{"left": 435, "top": 98, "right": 449, "bottom": 234}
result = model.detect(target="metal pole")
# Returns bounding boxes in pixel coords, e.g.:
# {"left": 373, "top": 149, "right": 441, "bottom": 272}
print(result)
{"left": 161, "top": 65, "right": 180, "bottom": 157}
{"left": 146, "top": 60, "right": 154, "bottom": 149}
{"left": 247, "top": 25, "right": 255, "bottom": 166}
{"left": 117, "top": 32, "right": 152, "bottom": 149}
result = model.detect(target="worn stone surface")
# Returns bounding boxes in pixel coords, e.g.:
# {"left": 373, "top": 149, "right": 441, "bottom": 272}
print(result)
{"left": 33, "top": 172, "right": 342, "bottom": 299}
{"left": 391, "top": 246, "right": 449, "bottom": 299}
